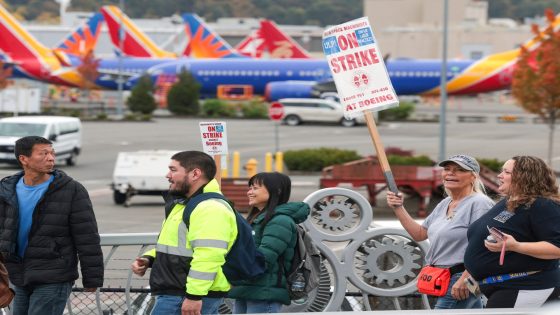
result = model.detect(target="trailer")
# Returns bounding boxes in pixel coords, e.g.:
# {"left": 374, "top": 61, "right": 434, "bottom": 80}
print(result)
{"left": 320, "top": 156, "right": 500, "bottom": 217}
{"left": 111, "top": 150, "right": 176, "bottom": 206}
{"left": 111, "top": 150, "right": 254, "bottom": 210}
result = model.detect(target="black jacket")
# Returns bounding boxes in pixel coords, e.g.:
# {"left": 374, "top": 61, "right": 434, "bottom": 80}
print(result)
{"left": 0, "top": 170, "right": 104, "bottom": 287}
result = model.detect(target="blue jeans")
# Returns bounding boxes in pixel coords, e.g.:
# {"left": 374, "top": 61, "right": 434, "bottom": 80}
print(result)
{"left": 233, "top": 299, "right": 283, "bottom": 314}
{"left": 12, "top": 282, "right": 73, "bottom": 315}
{"left": 151, "top": 295, "right": 223, "bottom": 315}
{"left": 434, "top": 273, "right": 483, "bottom": 309}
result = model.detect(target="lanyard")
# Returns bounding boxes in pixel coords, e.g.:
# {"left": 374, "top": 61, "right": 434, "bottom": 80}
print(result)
{"left": 480, "top": 271, "right": 540, "bottom": 285}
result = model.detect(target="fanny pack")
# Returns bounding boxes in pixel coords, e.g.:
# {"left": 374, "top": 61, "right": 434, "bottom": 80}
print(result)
{"left": 416, "top": 264, "right": 464, "bottom": 296}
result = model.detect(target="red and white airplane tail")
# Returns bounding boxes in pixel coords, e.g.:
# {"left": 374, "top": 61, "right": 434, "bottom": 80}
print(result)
{"left": 260, "top": 19, "right": 312, "bottom": 59}
{"left": 101, "top": 5, "right": 176, "bottom": 58}
{"left": 235, "top": 28, "right": 266, "bottom": 58}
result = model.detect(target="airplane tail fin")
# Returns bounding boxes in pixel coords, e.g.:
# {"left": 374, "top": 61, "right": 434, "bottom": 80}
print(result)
{"left": 55, "top": 12, "right": 103, "bottom": 56}
{"left": 101, "top": 5, "right": 176, "bottom": 58}
{"left": 0, "top": 5, "right": 55, "bottom": 65}
{"left": 182, "top": 13, "right": 246, "bottom": 58}
{"left": 0, "top": 5, "right": 85, "bottom": 86}
{"left": 260, "top": 19, "right": 312, "bottom": 58}
{"left": 235, "top": 29, "right": 266, "bottom": 58}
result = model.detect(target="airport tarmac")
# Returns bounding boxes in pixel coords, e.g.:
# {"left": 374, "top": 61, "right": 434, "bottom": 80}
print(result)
{"left": 0, "top": 96, "right": 557, "bottom": 234}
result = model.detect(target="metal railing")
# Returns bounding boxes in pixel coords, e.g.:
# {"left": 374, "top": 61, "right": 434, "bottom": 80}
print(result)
{"left": 69, "top": 233, "right": 157, "bottom": 315}
{"left": 5, "top": 186, "right": 556, "bottom": 315}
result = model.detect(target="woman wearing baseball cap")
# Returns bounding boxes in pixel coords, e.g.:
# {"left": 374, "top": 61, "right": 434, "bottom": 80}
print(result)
{"left": 386, "top": 154, "right": 494, "bottom": 309}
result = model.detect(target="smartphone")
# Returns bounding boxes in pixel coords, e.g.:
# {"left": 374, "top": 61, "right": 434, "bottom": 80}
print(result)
{"left": 487, "top": 225, "right": 505, "bottom": 241}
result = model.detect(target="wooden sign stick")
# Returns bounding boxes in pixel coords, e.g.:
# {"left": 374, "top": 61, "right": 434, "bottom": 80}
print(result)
{"left": 214, "top": 154, "right": 222, "bottom": 186}
{"left": 364, "top": 111, "right": 398, "bottom": 193}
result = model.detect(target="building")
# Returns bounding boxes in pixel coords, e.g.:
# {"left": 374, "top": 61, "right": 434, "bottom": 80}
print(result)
{"left": 363, "top": 0, "right": 538, "bottom": 59}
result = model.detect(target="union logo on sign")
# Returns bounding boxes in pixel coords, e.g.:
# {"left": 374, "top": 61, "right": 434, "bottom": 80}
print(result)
{"left": 352, "top": 70, "right": 370, "bottom": 91}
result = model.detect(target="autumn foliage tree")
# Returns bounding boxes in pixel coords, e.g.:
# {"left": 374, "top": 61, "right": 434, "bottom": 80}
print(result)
{"left": 0, "top": 61, "right": 13, "bottom": 90}
{"left": 76, "top": 50, "right": 100, "bottom": 101}
{"left": 511, "top": 8, "right": 560, "bottom": 165}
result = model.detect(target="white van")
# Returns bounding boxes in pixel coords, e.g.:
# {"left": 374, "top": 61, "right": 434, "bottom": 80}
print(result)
{"left": 0, "top": 116, "right": 82, "bottom": 166}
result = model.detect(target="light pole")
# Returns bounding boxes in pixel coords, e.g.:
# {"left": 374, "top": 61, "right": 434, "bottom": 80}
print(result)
{"left": 439, "top": 0, "right": 449, "bottom": 162}
{"left": 117, "top": 0, "right": 125, "bottom": 118}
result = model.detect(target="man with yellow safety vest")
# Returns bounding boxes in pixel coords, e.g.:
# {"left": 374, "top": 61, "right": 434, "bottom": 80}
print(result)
{"left": 131, "top": 151, "right": 238, "bottom": 315}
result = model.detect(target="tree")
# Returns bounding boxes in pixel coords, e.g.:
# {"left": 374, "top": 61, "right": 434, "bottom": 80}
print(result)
{"left": 127, "top": 74, "right": 157, "bottom": 114}
{"left": 0, "top": 61, "right": 13, "bottom": 90}
{"left": 511, "top": 8, "right": 560, "bottom": 165}
{"left": 166, "top": 70, "right": 201, "bottom": 115}
{"left": 76, "top": 50, "right": 100, "bottom": 89}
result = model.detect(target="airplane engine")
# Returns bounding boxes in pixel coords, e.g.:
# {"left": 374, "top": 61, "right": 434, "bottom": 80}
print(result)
{"left": 264, "top": 81, "right": 316, "bottom": 101}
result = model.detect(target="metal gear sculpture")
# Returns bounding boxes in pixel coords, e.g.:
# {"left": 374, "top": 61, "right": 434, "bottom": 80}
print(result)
{"left": 303, "top": 188, "right": 373, "bottom": 242}
{"left": 345, "top": 228, "right": 429, "bottom": 297}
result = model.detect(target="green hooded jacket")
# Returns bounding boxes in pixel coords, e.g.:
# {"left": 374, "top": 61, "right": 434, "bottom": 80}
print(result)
{"left": 228, "top": 201, "right": 310, "bottom": 305}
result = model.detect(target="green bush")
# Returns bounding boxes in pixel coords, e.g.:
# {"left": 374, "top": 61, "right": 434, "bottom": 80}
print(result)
{"left": 241, "top": 99, "right": 268, "bottom": 118}
{"left": 387, "top": 154, "right": 434, "bottom": 166}
{"left": 284, "top": 147, "right": 362, "bottom": 172}
{"left": 202, "top": 99, "right": 237, "bottom": 117}
{"left": 477, "top": 158, "right": 506, "bottom": 172}
{"left": 378, "top": 101, "right": 415, "bottom": 121}
{"left": 127, "top": 74, "right": 156, "bottom": 114}
{"left": 167, "top": 70, "right": 201, "bottom": 115}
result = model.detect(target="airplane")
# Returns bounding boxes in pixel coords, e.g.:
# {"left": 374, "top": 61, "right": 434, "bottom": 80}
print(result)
{"left": 131, "top": 11, "right": 560, "bottom": 101}
{"left": 100, "top": 5, "right": 177, "bottom": 58}
{"left": 3, "top": 5, "right": 558, "bottom": 102}
{"left": 0, "top": 5, "right": 101, "bottom": 87}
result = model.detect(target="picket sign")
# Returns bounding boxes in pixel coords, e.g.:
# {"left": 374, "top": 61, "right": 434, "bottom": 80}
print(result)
{"left": 199, "top": 121, "right": 228, "bottom": 184}
{"left": 322, "top": 17, "right": 399, "bottom": 193}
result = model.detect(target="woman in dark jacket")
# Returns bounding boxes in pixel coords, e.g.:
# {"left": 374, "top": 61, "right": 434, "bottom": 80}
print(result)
{"left": 228, "top": 172, "right": 310, "bottom": 313}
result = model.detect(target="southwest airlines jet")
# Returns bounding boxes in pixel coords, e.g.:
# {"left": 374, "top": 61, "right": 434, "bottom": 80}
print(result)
{"left": 134, "top": 12, "right": 559, "bottom": 100}
{"left": 2, "top": 4, "right": 559, "bottom": 101}
{"left": 0, "top": 5, "right": 104, "bottom": 87}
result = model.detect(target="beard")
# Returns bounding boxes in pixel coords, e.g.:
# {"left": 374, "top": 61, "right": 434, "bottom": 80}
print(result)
{"left": 169, "top": 179, "right": 190, "bottom": 197}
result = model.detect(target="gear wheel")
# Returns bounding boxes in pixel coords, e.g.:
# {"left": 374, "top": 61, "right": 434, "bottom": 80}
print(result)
{"left": 303, "top": 188, "right": 373, "bottom": 242}
{"left": 356, "top": 237, "right": 421, "bottom": 287}
{"left": 315, "top": 199, "right": 358, "bottom": 231}
{"left": 345, "top": 228, "right": 429, "bottom": 297}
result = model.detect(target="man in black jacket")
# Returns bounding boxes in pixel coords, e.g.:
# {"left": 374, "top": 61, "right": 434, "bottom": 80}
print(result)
{"left": 0, "top": 136, "right": 103, "bottom": 315}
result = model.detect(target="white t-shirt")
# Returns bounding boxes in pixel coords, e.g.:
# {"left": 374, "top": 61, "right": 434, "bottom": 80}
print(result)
{"left": 422, "top": 193, "right": 494, "bottom": 266}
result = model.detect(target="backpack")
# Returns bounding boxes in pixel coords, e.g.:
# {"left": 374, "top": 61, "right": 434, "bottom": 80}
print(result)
{"left": 183, "top": 192, "right": 266, "bottom": 282}
{"left": 279, "top": 223, "right": 322, "bottom": 300}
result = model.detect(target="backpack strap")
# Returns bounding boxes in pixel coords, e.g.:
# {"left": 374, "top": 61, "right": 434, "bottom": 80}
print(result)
{"left": 183, "top": 192, "right": 232, "bottom": 226}
{"left": 275, "top": 214, "right": 297, "bottom": 288}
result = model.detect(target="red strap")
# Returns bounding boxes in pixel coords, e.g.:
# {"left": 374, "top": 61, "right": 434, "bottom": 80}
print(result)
{"left": 499, "top": 241, "right": 506, "bottom": 265}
